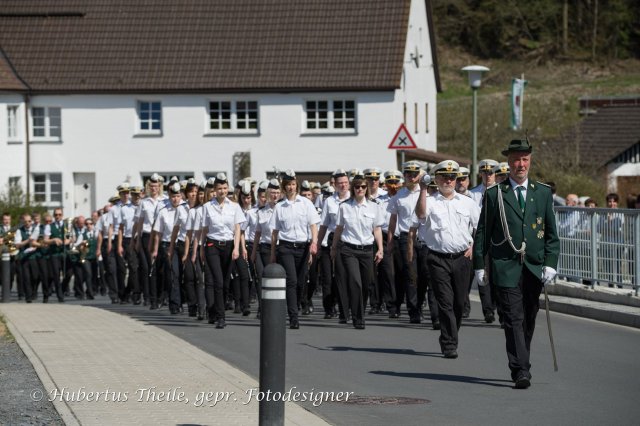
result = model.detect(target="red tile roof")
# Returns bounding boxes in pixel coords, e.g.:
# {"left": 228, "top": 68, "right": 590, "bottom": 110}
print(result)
{"left": 0, "top": 0, "right": 440, "bottom": 93}
{"left": 0, "top": 48, "right": 28, "bottom": 90}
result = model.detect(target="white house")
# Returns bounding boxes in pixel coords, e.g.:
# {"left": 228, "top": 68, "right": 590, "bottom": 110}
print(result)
{"left": 0, "top": 0, "right": 441, "bottom": 217}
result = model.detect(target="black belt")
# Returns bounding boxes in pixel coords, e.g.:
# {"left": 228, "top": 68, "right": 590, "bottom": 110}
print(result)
{"left": 343, "top": 242, "right": 373, "bottom": 251}
{"left": 176, "top": 240, "right": 185, "bottom": 247}
{"left": 280, "top": 240, "right": 309, "bottom": 249}
{"left": 429, "top": 250, "right": 465, "bottom": 259}
{"left": 206, "top": 238, "right": 233, "bottom": 246}
{"left": 259, "top": 243, "right": 272, "bottom": 249}
{"left": 160, "top": 241, "right": 171, "bottom": 248}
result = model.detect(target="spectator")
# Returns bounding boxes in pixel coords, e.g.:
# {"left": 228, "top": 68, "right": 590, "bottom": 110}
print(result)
{"left": 584, "top": 198, "right": 597, "bottom": 208}
{"left": 547, "top": 181, "right": 566, "bottom": 206}
{"left": 626, "top": 193, "right": 637, "bottom": 209}
{"left": 598, "top": 193, "right": 624, "bottom": 288}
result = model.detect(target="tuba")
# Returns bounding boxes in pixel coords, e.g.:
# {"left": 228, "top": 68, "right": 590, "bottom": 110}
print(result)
{"left": 78, "top": 240, "right": 89, "bottom": 263}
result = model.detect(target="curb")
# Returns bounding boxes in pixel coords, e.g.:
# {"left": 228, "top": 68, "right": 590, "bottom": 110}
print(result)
{"left": 0, "top": 307, "right": 81, "bottom": 426}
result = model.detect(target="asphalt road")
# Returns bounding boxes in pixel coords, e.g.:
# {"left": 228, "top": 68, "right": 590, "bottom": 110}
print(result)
{"left": 86, "top": 295, "right": 640, "bottom": 426}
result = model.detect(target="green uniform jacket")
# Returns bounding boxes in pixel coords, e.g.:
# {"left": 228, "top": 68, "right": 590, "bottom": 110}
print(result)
{"left": 472, "top": 180, "right": 560, "bottom": 288}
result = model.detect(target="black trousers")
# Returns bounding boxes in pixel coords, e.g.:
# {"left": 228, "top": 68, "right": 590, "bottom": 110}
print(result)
{"left": 35, "top": 256, "right": 50, "bottom": 300}
{"left": 318, "top": 246, "right": 337, "bottom": 315}
{"left": 396, "top": 233, "right": 419, "bottom": 320}
{"left": 20, "top": 257, "right": 38, "bottom": 301}
{"left": 101, "top": 240, "right": 118, "bottom": 301}
{"left": 183, "top": 244, "right": 204, "bottom": 309}
{"left": 304, "top": 252, "right": 319, "bottom": 310}
{"left": 168, "top": 242, "right": 183, "bottom": 310}
{"left": 153, "top": 242, "right": 170, "bottom": 305}
{"left": 115, "top": 243, "right": 127, "bottom": 300}
{"left": 247, "top": 242, "right": 262, "bottom": 311}
{"left": 416, "top": 244, "right": 440, "bottom": 323}
{"left": 231, "top": 256, "right": 250, "bottom": 310}
{"left": 376, "top": 233, "right": 397, "bottom": 312}
{"left": 122, "top": 238, "right": 139, "bottom": 301}
{"left": 276, "top": 242, "right": 310, "bottom": 321}
{"left": 73, "top": 260, "right": 93, "bottom": 298}
{"left": 140, "top": 233, "right": 153, "bottom": 303}
{"left": 47, "top": 255, "right": 66, "bottom": 301}
{"left": 204, "top": 240, "right": 234, "bottom": 320}
{"left": 340, "top": 245, "right": 374, "bottom": 323}
{"left": 428, "top": 251, "right": 471, "bottom": 353}
{"left": 496, "top": 267, "right": 543, "bottom": 379}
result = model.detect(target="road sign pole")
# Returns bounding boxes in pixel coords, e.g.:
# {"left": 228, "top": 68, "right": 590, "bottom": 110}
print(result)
{"left": 400, "top": 150, "right": 405, "bottom": 168}
{"left": 259, "top": 263, "right": 287, "bottom": 426}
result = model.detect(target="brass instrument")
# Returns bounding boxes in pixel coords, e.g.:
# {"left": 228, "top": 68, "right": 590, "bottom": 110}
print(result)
{"left": 2, "top": 230, "right": 19, "bottom": 256}
{"left": 66, "top": 218, "right": 79, "bottom": 254}
{"left": 78, "top": 240, "right": 89, "bottom": 263}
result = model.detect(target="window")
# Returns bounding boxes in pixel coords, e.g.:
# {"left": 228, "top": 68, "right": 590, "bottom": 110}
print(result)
{"left": 31, "top": 107, "right": 61, "bottom": 140}
{"left": 207, "top": 101, "right": 259, "bottom": 134}
{"left": 137, "top": 101, "right": 162, "bottom": 134}
{"left": 7, "top": 105, "right": 19, "bottom": 141}
{"left": 304, "top": 100, "right": 356, "bottom": 133}
{"left": 32, "top": 173, "right": 62, "bottom": 206}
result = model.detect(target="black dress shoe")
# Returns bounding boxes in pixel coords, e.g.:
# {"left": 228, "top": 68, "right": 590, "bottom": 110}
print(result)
{"left": 410, "top": 317, "right": 421, "bottom": 324}
{"left": 150, "top": 303, "right": 158, "bottom": 310}
{"left": 389, "top": 312, "right": 399, "bottom": 319}
{"left": 443, "top": 350, "right": 458, "bottom": 359}
{"left": 324, "top": 313, "right": 333, "bottom": 319}
{"left": 216, "top": 319, "right": 226, "bottom": 329}
{"left": 515, "top": 374, "right": 531, "bottom": 389}
{"left": 58, "top": 298, "right": 65, "bottom": 303}
{"left": 353, "top": 320, "right": 365, "bottom": 330}
{"left": 338, "top": 317, "right": 347, "bottom": 324}
{"left": 485, "top": 313, "right": 495, "bottom": 323}
{"left": 233, "top": 305, "right": 241, "bottom": 314}
{"left": 289, "top": 319, "right": 300, "bottom": 329}
{"left": 242, "top": 309, "right": 251, "bottom": 316}
{"left": 432, "top": 321, "right": 441, "bottom": 330}
{"left": 43, "top": 297, "right": 49, "bottom": 303}
{"left": 301, "top": 307, "right": 311, "bottom": 315}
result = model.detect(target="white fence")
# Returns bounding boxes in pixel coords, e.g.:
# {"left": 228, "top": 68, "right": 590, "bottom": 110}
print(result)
{"left": 555, "top": 207, "right": 639, "bottom": 295}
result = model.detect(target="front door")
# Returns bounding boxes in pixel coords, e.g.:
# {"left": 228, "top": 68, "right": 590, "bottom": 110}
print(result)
{"left": 73, "top": 173, "right": 95, "bottom": 217}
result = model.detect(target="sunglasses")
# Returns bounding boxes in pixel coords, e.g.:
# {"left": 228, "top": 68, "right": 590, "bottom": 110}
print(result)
{"left": 354, "top": 185, "right": 367, "bottom": 190}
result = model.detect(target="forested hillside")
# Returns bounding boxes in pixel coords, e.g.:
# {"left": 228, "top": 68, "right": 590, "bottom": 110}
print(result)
{"left": 432, "top": 0, "right": 640, "bottom": 202}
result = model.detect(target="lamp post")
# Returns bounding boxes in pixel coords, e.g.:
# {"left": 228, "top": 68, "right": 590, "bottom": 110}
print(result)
{"left": 461, "top": 65, "right": 489, "bottom": 187}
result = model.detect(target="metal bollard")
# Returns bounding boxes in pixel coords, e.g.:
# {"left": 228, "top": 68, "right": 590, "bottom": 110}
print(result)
{"left": 259, "top": 263, "right": 287, "bottom": 426}
{"left": 2, "top": 253, "right": 10, "bottom": 303}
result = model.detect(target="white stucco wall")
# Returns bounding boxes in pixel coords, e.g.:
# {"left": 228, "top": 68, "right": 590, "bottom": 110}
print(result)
{"left": 0, "top": 0, "right": 439, "bottom": 217}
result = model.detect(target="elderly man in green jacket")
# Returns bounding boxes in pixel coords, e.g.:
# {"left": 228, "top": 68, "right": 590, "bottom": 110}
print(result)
{"left": 472, "top": 137, "right": 559, "bottom": 389}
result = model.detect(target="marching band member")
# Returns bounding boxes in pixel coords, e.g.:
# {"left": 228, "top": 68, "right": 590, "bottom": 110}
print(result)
{"left": 270, "top": 170, "right": 320, "bottom": 329}
{"left": 331, "top": 171, "right": 384, "bottom": 329}
{"left": 198, "top": 173, "right": 245, "bottom": 329}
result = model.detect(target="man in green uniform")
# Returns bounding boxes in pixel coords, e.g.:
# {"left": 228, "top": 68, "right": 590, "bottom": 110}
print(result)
{"left": 473, "top": 137, "right": 559, "bottom": 389}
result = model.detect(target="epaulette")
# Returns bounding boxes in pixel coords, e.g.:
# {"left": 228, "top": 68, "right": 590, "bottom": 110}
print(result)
{"left": 535, "top": 181, "right": 551, "bottom": 188}
{"left": 258, "top": 205, "right": 267, "bottom": 210}
{"left": 486, "top": 183, "right": 500, "bottom": 190}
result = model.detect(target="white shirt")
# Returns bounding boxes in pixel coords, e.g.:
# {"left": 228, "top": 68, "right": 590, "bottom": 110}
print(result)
{"left": 100, "top": 212, "right": 113, "bottom": 239}
{"left": 388, "top": 186, "right": 420, "bottom": 233}
{"left": 110, "top": 202, "right": 123, "bottom": 232}
{"left": 173, "top": 203, "right": 190, "bottom": 242}
{"left": 138, "top": 196, "right": 163, "bottom": 234}
{"left": 414, "top": 192, "right": 480, "bottom": 253}
{"left": 202, "top": 199, "right": 246, "bottom": 241}
{"left": 270, "top": 195, "right": 321, "bottom": 242}
{"left": 509, "top": 177, "right": 529, "bottom": 204}
{"left": 321, "top": 193, "right": 350, "bottom": 233}
{"left": 244, "top": 207, "right": 259, "bottom": 243}
{"left": 153, "top": 204, "right": 177, "bottom": 243}
{"left": 119, "top": 203, "right": 137, "bottom": 238}
{"left": 337, "top": 198, "right": 384, "bottom": 246}
{"left": 255, "top": 204, "right": 276, "bottom": 244}
{"left": 186, "top": 206, "right": 202, "bottom": 232}
{"left": 15, "top": 225, "right": 36, "bottom": 254}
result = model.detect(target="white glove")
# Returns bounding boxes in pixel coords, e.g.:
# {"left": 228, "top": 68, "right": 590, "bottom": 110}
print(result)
{"left": 473, "top": 269, "right": 486, "bottom": 287}
{"left": 541, "top": 266, "right": 557, "bottom": 286}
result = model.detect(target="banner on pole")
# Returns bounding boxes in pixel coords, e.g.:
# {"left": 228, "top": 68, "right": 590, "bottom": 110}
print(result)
{"left": 511, "top": 78, "right": 527, "bottom": 130}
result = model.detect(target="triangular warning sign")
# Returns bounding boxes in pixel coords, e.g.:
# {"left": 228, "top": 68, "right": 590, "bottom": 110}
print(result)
{"left": 388, "top": 124, "right": 417, "bottom": 150}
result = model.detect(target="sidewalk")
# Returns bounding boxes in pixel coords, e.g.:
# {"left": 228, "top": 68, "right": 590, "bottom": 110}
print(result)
{"left": 0, "top": 303, "right": 330, "bottom": 426}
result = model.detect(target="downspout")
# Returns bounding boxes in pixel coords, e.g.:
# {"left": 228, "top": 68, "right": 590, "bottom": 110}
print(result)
{"left": 24, "top": 93, "right": 31, "bottom": 201}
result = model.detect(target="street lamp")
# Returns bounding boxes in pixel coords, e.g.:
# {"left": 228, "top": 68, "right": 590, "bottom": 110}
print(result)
{"left": 461, "top": 65, "right": 490, "bottom": 187}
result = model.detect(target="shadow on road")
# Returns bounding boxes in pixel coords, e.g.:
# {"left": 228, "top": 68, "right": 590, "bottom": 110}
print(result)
{"left": 370, "top": 370, "right": 514, "bottom": 388}
{"left": 300, "top": 344, "right": 442, "bottom": 358}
